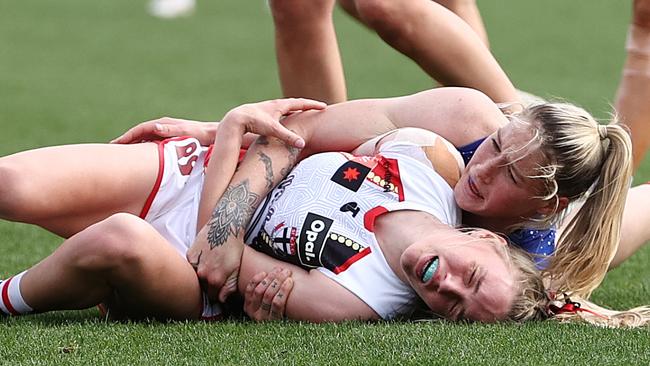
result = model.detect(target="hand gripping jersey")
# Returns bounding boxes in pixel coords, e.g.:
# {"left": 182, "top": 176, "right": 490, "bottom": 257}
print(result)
{"left": 244, "top": 140, "right": 462, "bottom": 319}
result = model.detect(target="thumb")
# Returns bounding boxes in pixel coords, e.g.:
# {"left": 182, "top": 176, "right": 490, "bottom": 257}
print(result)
{"left": 218, "top": 272, "right": 239, "bottom": 303}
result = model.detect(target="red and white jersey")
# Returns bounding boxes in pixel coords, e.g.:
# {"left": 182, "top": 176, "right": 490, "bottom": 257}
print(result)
{"left": 244, "top": 140, "right": 462, "bottom": 319}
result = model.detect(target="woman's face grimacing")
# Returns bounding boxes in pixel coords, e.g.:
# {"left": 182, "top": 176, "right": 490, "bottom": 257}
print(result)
{"left": 400, "top": 229, "right": 516, "bottom": 323}
{"left": 454, "top": 123, "right": 554, "bottom": 221}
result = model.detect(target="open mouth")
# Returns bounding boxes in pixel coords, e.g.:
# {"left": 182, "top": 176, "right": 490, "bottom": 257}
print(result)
{"left": 421, "top": 256, "right": 439, "bottom": 283}
{"left": 468, "top": 177, "right": 483, "bottom": 198}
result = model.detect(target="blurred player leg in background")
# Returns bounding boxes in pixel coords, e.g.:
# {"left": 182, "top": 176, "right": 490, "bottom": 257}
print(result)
{"left": 615, "top": 0, "right": 650, "bottom": 171}
{"left": 271, "top": 0, "right": 517, "bottom": 104}
{"left": 269, "top": 0, "right": 347, "bottom": 104}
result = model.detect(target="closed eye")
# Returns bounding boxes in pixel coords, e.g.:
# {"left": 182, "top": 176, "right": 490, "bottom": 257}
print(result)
{"left": 467, "top": 265, "right": 477, "bottom": 287}
{"left": 474, "top": 272, "right": 484, "bottom": 295}
{"left": 491, "top": 137, "right": 500, "bottom": 152}
{"left": 507, "top": 166, "right": 517, "bottom": 183}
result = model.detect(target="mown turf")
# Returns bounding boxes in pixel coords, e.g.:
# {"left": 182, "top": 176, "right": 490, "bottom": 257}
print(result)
{"left": 1, "top": 1, "right": 649, "bottom": 365}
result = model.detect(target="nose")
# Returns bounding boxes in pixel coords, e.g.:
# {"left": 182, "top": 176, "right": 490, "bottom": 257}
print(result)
{"left": 472, "top": 158, "right": 498, "bottom": 185}
{"left": 438, "top": 273, "right": 467, "bottom": 297}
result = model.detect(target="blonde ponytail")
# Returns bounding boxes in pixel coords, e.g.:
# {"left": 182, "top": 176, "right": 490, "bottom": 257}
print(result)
{"left": 514, "top": 104, "right": 633, "bottom": 297}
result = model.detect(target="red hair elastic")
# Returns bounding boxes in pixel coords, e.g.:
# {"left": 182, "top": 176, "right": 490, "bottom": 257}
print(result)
{"left": 549, "top": 297, "right": 608, "bottom": 320}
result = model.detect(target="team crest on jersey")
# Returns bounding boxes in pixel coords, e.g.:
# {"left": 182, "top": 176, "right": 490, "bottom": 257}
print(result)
{"left": 251, "top": 225, "right": 298, "bottom": 259}
{"left": 330, "top": 161, "right": 371, "bottom": 192}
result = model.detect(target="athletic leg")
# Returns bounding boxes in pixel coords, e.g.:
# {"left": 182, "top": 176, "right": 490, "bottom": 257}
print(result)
{"left": 9, "top": 213, "right": 202, "bottom": 320}
{"left": 611, "top": 184, "right": 650, "bottom": 268}
{"left": 342, "top": 0, "right": 517, "bottom": 103}
{"left": 615, "top": 0, "right": 650, "bottom": 171}
{"left": 434, "top": 0, "right": 489, "bottom": 47}
{"left": 269, "top": 0, "right": 347, "bottom": 104}
{"left": 0, "top": 143, "right": 160, "bottom": 237}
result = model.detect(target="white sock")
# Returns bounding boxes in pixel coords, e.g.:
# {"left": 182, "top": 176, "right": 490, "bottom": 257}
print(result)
{"left": 0, "top": 271, "right": 34, "bottom": 315}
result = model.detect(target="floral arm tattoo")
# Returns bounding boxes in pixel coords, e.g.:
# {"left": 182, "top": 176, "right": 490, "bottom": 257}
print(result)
{"left": 206, "top": 135, "right": 301, "bottom": 250}
{"left": 207, "top": 180, "right": 260, "bottom": 249}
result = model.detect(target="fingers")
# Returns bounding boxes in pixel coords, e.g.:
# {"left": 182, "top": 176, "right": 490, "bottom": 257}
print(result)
{"left": 274, "top": 99, "right": 326, "bottom": 148}
{"left": 245, "top": 267, "right": 293, "bottom": 321}
{"left": 276, "top": 98, "right": 327, "bottom": 115}
{"left": 270, "top": 276, "right": 293, "bottom": 319}
{"left": 218, "top": 272, "right": 239, "bottom": 303}
{"left": 110, "top": 121, "right": 164, "bottom": 144}
{"left": 245, "top": 271, "right": 268, "bottom": 312}
{"left": 264, "top": 98, "right": 326, "bottom": 148}
{"left": 268, "top": 120, "right": 306, "bottom": 149}
{"left": 110, "top": 117, "right": 187, "bottom": 144}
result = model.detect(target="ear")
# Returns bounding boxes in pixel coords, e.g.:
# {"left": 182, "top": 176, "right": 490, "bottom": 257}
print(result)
{"left": 536, "top": 196, "right": 569, "bottom": 216}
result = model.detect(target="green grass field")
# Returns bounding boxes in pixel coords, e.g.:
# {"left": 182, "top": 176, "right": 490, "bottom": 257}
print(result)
{"left": 1, "top": 0, "right": 649, "bottom": 364}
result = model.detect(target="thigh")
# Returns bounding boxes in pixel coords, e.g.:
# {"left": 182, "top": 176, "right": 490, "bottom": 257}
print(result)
{"left": 0, "top": 143, "right": 160, "bottom": 237}
{"left": 612, "top": 184, "right": 650, "bottom": 267}
{"left": 95, "top": 214, "right": 204, "bottom": 320}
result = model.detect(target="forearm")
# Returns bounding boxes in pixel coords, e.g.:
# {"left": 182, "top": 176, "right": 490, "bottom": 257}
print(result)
{"left": 196, "top": 134, "right": 301, "bottom": 257}
{"left": 197, "top": 122, "right": 245, "bottom": 228}
{"left": 282, "top": 87, "right": 505, "bottom": 158}
{"left": 239, "top": 247, "right": 379, "bottom": 322}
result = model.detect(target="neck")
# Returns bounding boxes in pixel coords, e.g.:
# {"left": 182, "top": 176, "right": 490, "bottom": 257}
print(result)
{"left": 373, "top": 211, "right": 447, "bottom": 283}
{"left": 462, "top": 211, "right": 518, "bottom": 235}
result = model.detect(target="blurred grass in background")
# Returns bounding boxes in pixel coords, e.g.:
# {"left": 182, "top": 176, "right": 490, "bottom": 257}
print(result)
{"left": 0, "top": 1, "right": 648, "bottom": 364}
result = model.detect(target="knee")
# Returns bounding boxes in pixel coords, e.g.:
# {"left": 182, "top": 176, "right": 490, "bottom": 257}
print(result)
{"left": 435, "top": 0, "right": 477, "bottom": 11}
{"left": 71, "top": 213, "right": 151, "bottom": 271}
{"left": 0, "top": 159, "right": 34, "bottom": 220}
{"left": 354, "top": 0, "right": 411, "bottom": 38}
{"left": 269, "top": 0, "right": 335, "bottom": 26}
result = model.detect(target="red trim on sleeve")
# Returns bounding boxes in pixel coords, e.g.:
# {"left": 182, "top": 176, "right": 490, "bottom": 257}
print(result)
{"left": 139, "top": 140, "right": 166, "bottom": 219}
{"left": 364, "top": 206, "right": 388, "bottom": 232}
{"left": 332, "top": 247, "right": 372, "bottom": 274}
{"left": 1, "top": 277, "right": 19, "bottom": 315}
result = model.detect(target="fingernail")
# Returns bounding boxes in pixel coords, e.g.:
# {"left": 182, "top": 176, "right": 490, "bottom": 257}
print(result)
{"left": 294, "top": 138, "right": 305, "bottom": 149}
{"left": 155, "top": 123, "right": 163, "bottom": 131}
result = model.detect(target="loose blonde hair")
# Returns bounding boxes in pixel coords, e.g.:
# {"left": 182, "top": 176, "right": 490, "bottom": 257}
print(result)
{"left": 508, "top": 102, "right": 633, "bottom": 298}
{"left": 507, "top": 246, "right": 650, "bottom": 328}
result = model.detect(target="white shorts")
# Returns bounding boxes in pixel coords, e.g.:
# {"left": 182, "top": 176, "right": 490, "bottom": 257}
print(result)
{"left": 140, "top": 137, "right": 207, "bottom": 256}
{"left": 140, "top": 137, "right": 223, "bottom": 320}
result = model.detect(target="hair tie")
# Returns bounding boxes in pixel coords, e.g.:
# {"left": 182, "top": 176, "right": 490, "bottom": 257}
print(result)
{"left": 548, "top": 297, "right": 609, "bottom": 320}
{"left": 598, "top": 125, "right": 608, "bottom": 140}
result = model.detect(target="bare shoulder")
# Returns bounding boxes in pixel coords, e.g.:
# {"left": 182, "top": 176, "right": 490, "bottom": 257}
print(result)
{"left": 377, "top": 128, "right": 463, "bottom": 188}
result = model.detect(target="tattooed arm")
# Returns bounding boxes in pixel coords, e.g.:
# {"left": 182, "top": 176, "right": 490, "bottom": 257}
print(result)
{"left": 189, "top": 99, "right": 322, "bottom": 303}
{"left": 196, "top": 99, "right": 325, "bottom": 228}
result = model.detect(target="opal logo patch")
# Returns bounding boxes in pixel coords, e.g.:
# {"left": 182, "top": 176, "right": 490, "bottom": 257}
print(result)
{"left": 298, "top": 213, "right": 333, "bottom": 267}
